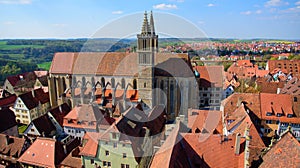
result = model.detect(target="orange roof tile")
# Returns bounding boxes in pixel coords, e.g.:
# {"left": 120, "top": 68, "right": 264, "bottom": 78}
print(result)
{"left": 260, "top": 132, "right": 300, "bottom": 168}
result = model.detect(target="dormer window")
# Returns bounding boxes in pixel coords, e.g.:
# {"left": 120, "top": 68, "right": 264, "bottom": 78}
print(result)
{"left": 276, "top": 113, "right": 282, "bottom": 117}
{"left": 287, "top": 114, "right": 293, "bottom": 118}
{"left": 266, "top": 112, "right": 272, "bottom": 116}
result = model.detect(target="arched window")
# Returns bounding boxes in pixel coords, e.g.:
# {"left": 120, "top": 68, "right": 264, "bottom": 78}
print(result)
{"left": 133, "top": 79, "right": 137, "bottom": 90}
{"left": 101, "top": 77, "right": 105, "bottom": 87}
{"left": 111, "top": 78, "right": 115, "bottom": 88}
{"left": 121, "top": 78, "right": 125, "bottom": 89}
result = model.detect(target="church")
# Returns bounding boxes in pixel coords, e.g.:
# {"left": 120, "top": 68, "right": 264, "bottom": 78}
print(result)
{"left": 48, "top": 11, "right": 199, "bottom": 121}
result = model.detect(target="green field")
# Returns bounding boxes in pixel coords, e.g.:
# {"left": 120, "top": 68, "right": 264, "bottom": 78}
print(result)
{"left": 0, "top": 41, "right": 45, "bottom": 50}
{"left": 37, "top": 61, "right": 52, "bottom": 70}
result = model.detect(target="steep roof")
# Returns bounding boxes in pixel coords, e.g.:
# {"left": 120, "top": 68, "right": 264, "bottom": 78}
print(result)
{"left": 221, "top": 93, "right": 261, "bottom": 119}
{"left": 0, "top": 94, "right": 17, "bottom": 107}
{"left": 6, "top": 72, "right": 36, "bottom": 87}
{"left": 50, "top": 52, "right": 192, "bottom": 77}
{"left": 260, "top": 93, "right": 294, "bottom": 120}
{"left": 224, "top": 104, "right": 266, "bottom": 165}
{"left": 187, "top": 109, "right": 222, "bottom": 134}
{"left": 59, "top": 147, "right": 82, "bottom": 167}
{"left": 181, "top": 133, "right": 245, "bottom": 168}
{"left": 0, "top": 134, "right": 28, "bottom": 160}
{"left": 28, "top": 114, "right": 56, "bottom": 137}
{"left": 18, "top": 138, "right": 63, "bottom": 167}
{"left": 280, "top": 77, "right": 300, "bottom": 95}
{"left": 18, "top": 88, "right": 49, "bottom": 110}
{"left": 18, "top": 138, "right": 79, "bottom": 167}
{"left": 259, "top": 132, "right": 300, "bottom": 168}
{"left": 0, "top": 107, "right": 17, "bottom": 133}
{"left": 150, "top": 122, "right": 190, "bottom": 168}
{"left": 48, "top": 103, "right": 71, "bottom": 126}
{"left": 194, "top": 66, "right": 223, "bottom": 88}
{"left": 64, "top": 104, "right": 102, "bottom": 122}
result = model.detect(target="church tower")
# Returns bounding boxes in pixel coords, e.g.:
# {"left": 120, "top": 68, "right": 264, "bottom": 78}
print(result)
{"left": 137, "top": 11, "right": 158, "bottom": 109}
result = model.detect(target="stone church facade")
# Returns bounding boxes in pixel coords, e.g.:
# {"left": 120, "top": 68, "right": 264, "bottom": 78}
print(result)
{"left": 48, "top": 11, "right": 199, "bottom": 121}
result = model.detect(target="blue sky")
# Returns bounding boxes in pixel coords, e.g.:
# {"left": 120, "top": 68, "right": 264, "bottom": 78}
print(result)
{"left": 0, "top": 0, "right": 300, "bottom": 39}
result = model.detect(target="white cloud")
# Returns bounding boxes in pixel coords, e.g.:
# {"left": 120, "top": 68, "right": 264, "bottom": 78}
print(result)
{"left": 52, "top": 23, "right": 67, "bottom": 27}
{"left": 296, "top": 1, "right": 300, "bottom": 5}
{"left": 169, "top": 0, "right": 184, "bottom": 2}
{"left": 265, "top": 0, "right": 289, "bottom": 7}
{"left": 0, "top": 0, "right": 32, "bottom": 4}
{"left": 207, "top": 3, "right": 215, "bottom": 7}
{"left": 198, "top": 21, "right": 205, "bottom": 25}
{"left": 241, "top": 10, "right": 262, "bottom": 15}
{"left": 3, "top": 21, "right": 15, "bottom": 25}
{"left": 153, "top": 3, "right": 177, "bottom": 10}
{"left": 112, "top": 10, "right": 123, "bottom": 15}
{"left": 255, "top": 10, "right": 262, "bottom": 14}
{"left": 241, "top": 11, "right": 252, "bottom": 15}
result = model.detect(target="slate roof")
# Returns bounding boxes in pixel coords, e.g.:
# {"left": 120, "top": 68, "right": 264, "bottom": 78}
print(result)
{"left": 0, "top": 107, "right": 17, "bottom": 133}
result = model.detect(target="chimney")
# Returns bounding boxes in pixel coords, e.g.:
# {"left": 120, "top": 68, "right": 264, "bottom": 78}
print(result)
{"left": 234, "top": 133, "right": 241, "bottom": 155}
{"left": 32, "top": 89, "right": 35, "bottom": 98}
{"left": 63, "top": 144, "right": 68, "bottom": 154}
{"left": 59, "top": 105, "right": 62, "bottom": 113}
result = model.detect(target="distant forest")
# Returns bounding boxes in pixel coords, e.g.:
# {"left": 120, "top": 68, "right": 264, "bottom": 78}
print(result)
{"left": 0, "top": 39, "right": 132, "bottom": 84}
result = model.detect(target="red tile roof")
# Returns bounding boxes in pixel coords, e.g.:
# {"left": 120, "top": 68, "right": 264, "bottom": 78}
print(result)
{"left": 18, "top": 138, "right": 65, "bottom": 168}
{"left": 268, "top": 60, "right": 300, "bottom": 79}
{"left": 50, "top": 52, "right": 192, "bottom": 77}
{"left": 259, "top": 131, "right": 300, "bottom": 168}
{"left": 260, "top": 93, "right": 295, "bottom": 121}
{"left": 80, "top": 132, "right": 102, "bottom": 157}
{"left": 188, "top": 109, "right": 222, "bottom": 134}
{"left": 63, "top": 104, "right": 109, "bottom": 130}
{"left": 194, "top": 66, "right": 223, "bottom": 88}
{"left": 48, "top": 103, "right": 71, "bottom": 126}
{"left": 150, "top": 122, "right": 190, "bottom": 168}
{"left": 18, "top": 88, "right": 49, "bottom": 110}
{"left": 181, "top": 133, "right": 245, "bottom": 168}
{"left": 28, "top": 114, "right": 56, "bottom": 137}
{"left": 6, "top": 72, "right": 36, "bottom": 87}
{"left": 59, "top": 147, "right": 82, "bottom": 168}
{"left": 0, "top": 94, "right": 17, "bottom": 107}
{"left": 280, "top": 77, "right": 300, "bottom": 95}
{"left": 0, "top": 134, "right": 28, "bottom": 161}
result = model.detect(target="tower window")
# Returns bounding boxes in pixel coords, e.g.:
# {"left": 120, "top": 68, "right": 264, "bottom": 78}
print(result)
{"left": 144, "top": 82, "right": 147, "bottom": 88}
{"left": 133, "top": 79, "right": 137, "bottom": 89}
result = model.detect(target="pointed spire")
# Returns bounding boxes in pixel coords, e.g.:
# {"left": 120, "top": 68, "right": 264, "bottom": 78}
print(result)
{"left": 150, "top": 11, "right": 155, "bottom": 35}
{"left": 141, "top": 11, "right": 150, "bottom": 35}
